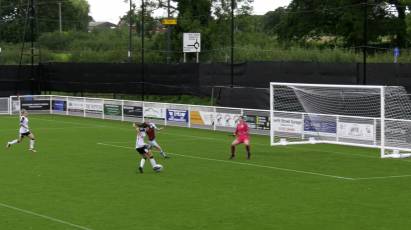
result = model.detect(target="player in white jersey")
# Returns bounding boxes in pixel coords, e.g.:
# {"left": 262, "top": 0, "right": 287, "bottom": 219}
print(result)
{"left": 6, "top": 109, "right": 36, "bottom": 152}
{"left": 134, "top": 122, "right": 162, "bottom": 173}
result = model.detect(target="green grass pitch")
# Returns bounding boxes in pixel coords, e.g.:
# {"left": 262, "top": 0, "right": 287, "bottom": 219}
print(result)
{"left": 1, "top": 114, "right": 411, "bottom": 230}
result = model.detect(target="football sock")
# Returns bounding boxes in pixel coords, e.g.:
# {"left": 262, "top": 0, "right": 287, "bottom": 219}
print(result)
{"left": 30, "top": 140, "right": 35, "bottom": 149}
{"left": 246, "top": 145, "right": 251, "bottom": 159}
{"left": 160, "top": 151, "right": 167, "bottom": 157}
{"left": 140, "top": 158, "right": 146, "bottom": 168}
{"left": 8, "top": 140, "right": 18, "bottom": 145}
{"left": 149, "top": 157, "right": 157, "bottom": 167}
{"left": 231, "top": 145, "right": 236, "bottom": 157}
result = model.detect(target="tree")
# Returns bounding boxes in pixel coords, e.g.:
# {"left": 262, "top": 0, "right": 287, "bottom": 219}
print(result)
{"left": 0, "top": 0, "right": 28, "bottom": 42}
{"left": 386, "top": 0, "right": 411, "bottom": 47}
{"left": 276, "top": 0, "right": 411, "bottom": 47}
{"left": 212, "top": 0, "right": 254, "bottom": 18}
{"left": 120, "top": 0, "right": 158, "bottom": 37}
{"left": 263, "top": 7, "right": 287, "bottom": 35}
{"left": 277, "top": 0, "right": 348, "bottom": 45}
{"left": 0, "top": 0, "right": 90, "bottom": 43}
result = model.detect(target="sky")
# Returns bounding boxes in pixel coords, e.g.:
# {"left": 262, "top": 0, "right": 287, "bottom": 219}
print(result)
{"left": 88, "top": 0, "right": 292, "bottom": 24}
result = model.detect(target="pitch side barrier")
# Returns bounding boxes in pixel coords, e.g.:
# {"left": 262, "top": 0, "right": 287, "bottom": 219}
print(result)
{"left": 8, "top": 95, "right": 270, "bottom": 136}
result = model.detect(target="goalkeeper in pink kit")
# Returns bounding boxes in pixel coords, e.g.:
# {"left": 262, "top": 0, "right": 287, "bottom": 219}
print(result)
{"left": 230, "top": 116, "right": 251, "bottom": 160}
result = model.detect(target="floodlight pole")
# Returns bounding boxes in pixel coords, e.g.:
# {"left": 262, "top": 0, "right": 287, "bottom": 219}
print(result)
{"left": 141, "top": 0, "right": 145, "bottom": 101}
{"left": 362, "top": 0, "right": 368, "bottom": 85}
{"left": 30, "top": 0, "right": 35, "bottom": 68}
{"left": 30, "top": 0, "right": 35, "bottom": 94}
{"left": 128, "top": 0, "right": 133, "bottom": 62}
{"left": 166, "top": 0, "right": 171, "bottom": 63}
{"left": 230, "top": 0, "right": 234, "bottom": 88}
{"left": 58, "top": 2, "right": 62, "bottom": 33}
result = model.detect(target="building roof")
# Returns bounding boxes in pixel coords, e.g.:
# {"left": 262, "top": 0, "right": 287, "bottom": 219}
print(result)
{"left": 88, "top": 21, "right": 117, "bottom": 28}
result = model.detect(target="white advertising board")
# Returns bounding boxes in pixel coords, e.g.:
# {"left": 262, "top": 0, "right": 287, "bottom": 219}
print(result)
{"left": 215, "top": 113, "right": 240, "bottom": 128}
{"left": 68, "top": 101, "right": 84, "bottom": 110}
{"left": 338, "top": 122, "right": 374, "bottom": 141}
{"left": 144, "top": 107, "right": 165, "bottom": 119}
{"left": 201, "top": 112, "right": 215, "bottom": 125}
{"left": 273, "top": 118, "right": 303, "bottom": 134}
{"left": 68, "top": 101, "right": 103, "bottom": 112}
{"left": 85, "top": 102, "right": 103, "bottom": 112}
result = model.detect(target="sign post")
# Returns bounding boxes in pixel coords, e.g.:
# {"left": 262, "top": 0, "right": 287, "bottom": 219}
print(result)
{"left": 161, "top": 18, "right": 177, "bottom": 25}
{"left": 183, "top": 33, "right": 201, "bottom": 63}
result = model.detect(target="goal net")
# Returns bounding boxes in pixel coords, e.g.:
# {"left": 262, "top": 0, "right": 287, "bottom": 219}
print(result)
{"left": 270, "top": 82, "right": 411, "bottom": 158}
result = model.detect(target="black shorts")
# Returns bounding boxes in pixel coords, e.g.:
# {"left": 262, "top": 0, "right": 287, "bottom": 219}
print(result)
{"left": 136, "top": 145, "right": 150, "bottom": 155}
{"left": 20, "top": 132, "right": 31, "bottom": 137}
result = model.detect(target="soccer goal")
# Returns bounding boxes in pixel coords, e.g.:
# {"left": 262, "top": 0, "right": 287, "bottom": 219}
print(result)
{"left": 270, "top": 82, "right": 411, "bottom": 158}
{"left": 0, "top": 97, "right": 10, "bottom": 115}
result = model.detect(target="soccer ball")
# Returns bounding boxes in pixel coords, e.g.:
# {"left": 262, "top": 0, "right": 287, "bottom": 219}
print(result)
{"left": 153, "top": 164, "right": 163, "bottom": 172}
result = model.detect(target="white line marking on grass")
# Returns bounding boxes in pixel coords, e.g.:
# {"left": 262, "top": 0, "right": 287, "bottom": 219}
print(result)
{"left": 27, "top": 117, "right": 375, "bottom": 154}
{"left": 19, "top": 116, "right": 411, "bottom": 180}
{"left": 354, "top": 174, "right": 411, "bottom": 180}
{"left": 8, "top": 116, "right": 411, "bottom": 180}
{"left": 31, "top": 117, "right": 107, "bottom": 128}
{"left": 0, "top": 202, "right": 93, "bottom": 230}
{"left": 96, "top": 142, "right": 354, "bottom": 180}
{"left": 160, "top": 132, "right": 380, "bottom": 159}
{"left": 99, "top": 141, "right": 130, "bottom": 144}
{"left": 101, "top": 133, "right": 379, "bottom": 160}
{"left": 27, "top": 116, "right": 403, "bottom": 161}
{"left": 97, "top": 142, "right": 411, "bottom": 181}
{"left": 0, "top": 126, "right": 103, "bottom": 134}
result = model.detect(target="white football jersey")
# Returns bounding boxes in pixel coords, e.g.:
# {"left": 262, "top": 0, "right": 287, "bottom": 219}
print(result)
{"left": 135, "top": 129, "right": 146, "bottom": 148}
{"left": 149, "top": 122, "right": 157, "bottom": 129}
{"left": 19, "top": 116, "right": 30, "bottom": 134}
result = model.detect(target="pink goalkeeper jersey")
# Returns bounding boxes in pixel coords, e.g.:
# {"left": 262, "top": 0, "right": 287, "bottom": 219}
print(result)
{"left": 235, "top": 122, "right": 249, "bottom": 138}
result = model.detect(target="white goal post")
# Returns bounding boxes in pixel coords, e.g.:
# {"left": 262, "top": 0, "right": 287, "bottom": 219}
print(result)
{"left": 270, "top": 82, "right": 411, "bottom": 159}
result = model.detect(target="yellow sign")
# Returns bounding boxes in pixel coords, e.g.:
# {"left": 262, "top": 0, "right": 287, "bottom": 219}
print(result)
{"left": 190, "top": 111, "right": 204, "bottom": 125}
{"left": 161, "top": 18, "right": 177, "bottom": 25}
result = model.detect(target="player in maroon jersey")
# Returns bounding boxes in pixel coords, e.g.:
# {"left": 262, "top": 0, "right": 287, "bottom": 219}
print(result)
{"left": 230, "top": 116, "right": 251, "bottom": 160}
{"left": 144, "top": 122, "right": 169, "bottom": 158}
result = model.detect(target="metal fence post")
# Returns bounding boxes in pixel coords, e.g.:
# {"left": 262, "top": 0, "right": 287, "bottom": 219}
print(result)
{"left": 213, "top": 107, "right": 217, "bottom": 131}
{"left": 102, "top": 99, "right": 105, "bottom": 120}
{"left": 164, "top": 104, "right": 167, "bottom": 127}
{"left": 66, "top": 96, "right": 69, "bottom": 116}
{"left": 121, "top": 100, "right": 125, "bottom": 122}
{"left": 142, "top": 101, "right": 145, "bottom": 123}
{"left": 188, "top": 105, "right": 191, "bottom": 128}
{"left": 83, "top": 97, "right": 86, "bottom": 117}
{"left": 49, "top": 96, "right": 53, "bottom": 115}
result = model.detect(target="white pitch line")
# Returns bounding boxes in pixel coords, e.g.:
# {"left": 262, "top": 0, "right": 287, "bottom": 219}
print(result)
{"left": 6, "top": 116, "right": 411, "bottom": 180}
{"left": 20, "top": 116, "right": 401, "bottom": 161}
{"left": 97, "top": 142, "right": 411, "bottom": 181}
{"left": 101, "top": 132, "right": 379, "bottom": 160}
{"left": 0, "top": 126, "right": 103, "bottom": 134}
{"left": 31, "top": 117, "right": 107, "bottom": 128}
{"left": 160, "top": 132, "right": 380, "bottom": 159}
{"left": 96, "top": 142, "right": 354, "bottom": 180}
{"left": 0, "top": 202, "right": 93, "bottom": 230}
{"left": 354, "top": 174, "right": 411, "bottom": 180}
{"left": 99, "top": 141, "right": 130, "bottom": 144}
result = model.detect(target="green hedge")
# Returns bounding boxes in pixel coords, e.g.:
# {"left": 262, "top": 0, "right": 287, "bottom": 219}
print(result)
{"left": 0, "top": 29, "right": 406, "bottom": 64}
